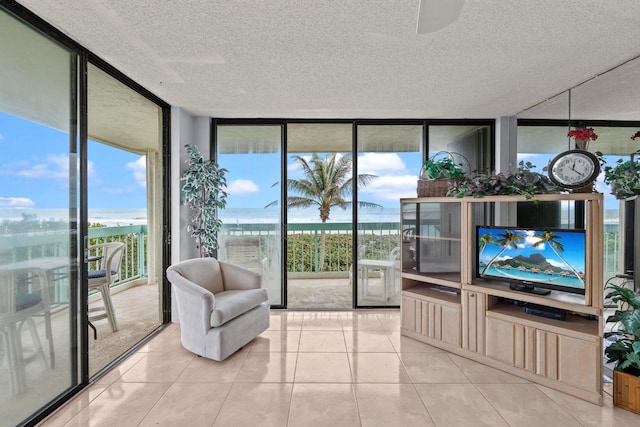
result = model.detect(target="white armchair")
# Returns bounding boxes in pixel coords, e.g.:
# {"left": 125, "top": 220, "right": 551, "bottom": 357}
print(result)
{"left": 166, "top": 257, "right": 269, "bottom": 361}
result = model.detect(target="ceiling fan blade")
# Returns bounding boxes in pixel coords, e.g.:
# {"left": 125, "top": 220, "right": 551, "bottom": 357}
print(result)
{"left": 416, "top": 0, "right": 465, "bottom": 34}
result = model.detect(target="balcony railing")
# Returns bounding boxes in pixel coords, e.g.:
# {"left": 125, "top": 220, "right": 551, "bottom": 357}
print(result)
{"left": 221, "top": 222, "right": 401, "bottom": 273}
{"left": 0, "top": 225, "right": 147, "bottom": 285}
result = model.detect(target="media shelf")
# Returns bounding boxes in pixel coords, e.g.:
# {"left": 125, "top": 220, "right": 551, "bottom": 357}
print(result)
{"left": 400, "top": 194, "right": 604, "bottom": 405}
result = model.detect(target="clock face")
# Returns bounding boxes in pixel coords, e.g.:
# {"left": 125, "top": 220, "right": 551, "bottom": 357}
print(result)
{"left": 548, "top": 150, "right": 600, "bottom": 189}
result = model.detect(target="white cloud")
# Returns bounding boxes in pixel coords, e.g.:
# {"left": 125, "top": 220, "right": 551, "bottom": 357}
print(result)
{"left": 358, "top": 153, "right": 407, "bottom": 175}
{"left": 0, "top": 134, "right": 4, "bottom": 141}
{"left": 0, "top": 197, "right": 35, "bottom": 208}
{"left": 11, "top": 154, "right": 95, "bottom": 180}
{"left": 358, "top": 174, "right": 418, "bottom": 200}
{"left": 547, "top": 259, "right": 566, "bottom": 268}
{"left": 126, "top": 156, "right": 146, "bottom": 188}
{"left": 226, "top": 179, "right": 259, "bottom": 195}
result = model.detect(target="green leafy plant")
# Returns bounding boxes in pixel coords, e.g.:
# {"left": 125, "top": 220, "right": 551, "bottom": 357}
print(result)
{"left": 599, "top": 130, "right": 640, "bottom": 199}
{"left": 421, "top": 152, "right": 465, "bottom": 180}
{"left": 181, "top": 144, "right": 228, "bottom": 257}
{"left": 447, "top": 161, "right": 560, "bottom": 200}
{"left": 604, "top": 284, "right": 640, "bottom": 377}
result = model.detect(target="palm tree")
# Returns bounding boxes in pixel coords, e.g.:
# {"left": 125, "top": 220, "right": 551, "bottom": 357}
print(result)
{"left": 287, "top": 153, "right": 380, "bottom": 271}
{"left": 481, "top": 230, "right": 524, "bottom": 275}
{"left": 532, "top": 231, "right": 585, "bottom": 287}
{"left": 478, "top": 233, "right": 496, "bottom": 259}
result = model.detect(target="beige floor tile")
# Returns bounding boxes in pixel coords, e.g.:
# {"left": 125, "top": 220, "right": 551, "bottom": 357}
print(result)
{"left": 301, "top": 315, "right": 343, "bottom": 330}
{"left": 340, "top": 314, "right": 385, "bottom": 330}
{"left": 400, "top": 352, "right": 469, "bottom": 383}
{"left": 376, "top": 313, "right": 401, "bottom": 331}
{"left": 298, "top": 330, "right": 346, "bottom": 352}
{"left": 348, "top": 353, "right": 411, "bottom": 383}
{"left": 448, "top": 353, "right": 530, "bottom": 384}
{"left": 236, "top": 352, "right": 297, "bottom": 383}
{"left": 536, "top": 384, "right": 640, "bottom": 426}
{"left": 288, "top": 383, "right": 360, "bottom": 427}
{"left": 415, "top": 383, "right": 508, "bottom": 427}
{"left": 175, "top": 350, "right": 247, "bottom": 383}
{"left": 139, "top": 383, "right": 230, "bottom": 427}
{"left": 93, "top": 352, "right": 146, "bottom": 385}
{"left": 143, "top": 328, "right": 189, "bottom": 353}
{"left": 295, "top": 353, "right": 352, "bottom": 383}
{"left": 120, "top": 351, "right": 194, "bottom": 383}
{"left": 476, "top": 383, "right": 582, "bottom": 427}
{"left": 61, "top": 383, "right": 170, "bottom": 427}
{"left": 250, "top": 330, "right": 301, "bottom": 352}
{"left": 213, "top": 383, "right": 293, "bottom": 427}
{"left": 386, "top": 332, "right": 446, "bottom": 353}
{"left": 344, "top": 330, "right": 396, "bottom": 352}
{"left": 267, "top": 313, "right": 303, "bottom": 331}
{"left": 39, "top": 385, "right": 108, "bottom": 427}
{"left": 355, "top": 384, "right": 434, "bottom": 427}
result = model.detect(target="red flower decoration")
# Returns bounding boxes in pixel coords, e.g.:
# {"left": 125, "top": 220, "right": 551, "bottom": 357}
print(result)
{"left": 567, "top": 127, "right": 598, "bottom": 142}
{"left": 631, "top": 130, "right": 640, "bottom": 140}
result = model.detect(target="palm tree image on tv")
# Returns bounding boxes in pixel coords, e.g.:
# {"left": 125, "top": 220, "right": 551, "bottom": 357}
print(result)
{"left": 477, "top": 226, "right": 586, "bottom": 292}
{"left": 480, "top": 230, "right": 524, "bottom": 275}
{"left": 532, "top": 230, "right": 585, "bottom": 288}
{"left": 286, "top": 153, "right": 381, "bottom": 271}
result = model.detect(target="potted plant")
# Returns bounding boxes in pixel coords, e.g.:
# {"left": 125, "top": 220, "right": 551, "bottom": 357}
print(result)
{"left": 417, "top": 151, "right": 466, "bottom": 197}
{"left": 447, "top": 161, "right": 561, "bottom": 201}
{"left": 604, "top": 283, "right": 640, "bottom": 414}
{"left": 181, "top": 144, "right": 228, "bottom": 257}
{"left": 600, "top": 130, "right": 640, "bottom": 199}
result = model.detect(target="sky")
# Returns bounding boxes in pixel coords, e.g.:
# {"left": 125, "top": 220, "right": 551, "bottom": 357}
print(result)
{"left": 477, "top": 227, "right": 586, "bottom": 272}
{"left": 0, "top": 112, "right": 146, "bottom": 209}
{"left": 0, "top": 110, "right": 625, "bottom": 212}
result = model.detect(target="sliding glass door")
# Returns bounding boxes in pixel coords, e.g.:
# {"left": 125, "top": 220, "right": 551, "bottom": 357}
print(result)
{"left": 0, "top": 9, "right": 79, "bottom": 425}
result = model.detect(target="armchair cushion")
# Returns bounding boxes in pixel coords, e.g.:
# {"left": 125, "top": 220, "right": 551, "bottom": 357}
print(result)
{"left": 210, "top": 288, "right": 268, "bottom": 327}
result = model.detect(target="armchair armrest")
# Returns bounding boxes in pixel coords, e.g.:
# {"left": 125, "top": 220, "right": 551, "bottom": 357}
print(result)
{"left": 219, "top": 260, "right": 262, "bottom": 291}
{"left": 166, "top": 268, "right": 215, "bottom": 335}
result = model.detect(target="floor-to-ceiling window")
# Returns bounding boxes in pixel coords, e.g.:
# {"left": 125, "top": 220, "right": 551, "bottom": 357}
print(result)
{"left": 0, "top": 9, "right": 80, "bottom": 426}
{"left": 286, "top": 123, "right": 354, "bottom": 309}
{"left": 355, "top": 124, "right": 423, "bottom": 307}
{"left": 216, "top": 124, "right": 283, "bottom": 307}
{"left": 86, "top": 63, "right": 164, "bottom": 376}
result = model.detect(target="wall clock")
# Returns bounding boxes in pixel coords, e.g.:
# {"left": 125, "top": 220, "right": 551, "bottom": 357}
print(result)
{"left": 547, "top": 149, "right": 600, "bottom": 189}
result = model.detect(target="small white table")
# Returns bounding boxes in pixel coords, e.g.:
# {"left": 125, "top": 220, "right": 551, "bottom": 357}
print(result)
{"left": 357, "top": 259, "right": 397, "bottom": 302}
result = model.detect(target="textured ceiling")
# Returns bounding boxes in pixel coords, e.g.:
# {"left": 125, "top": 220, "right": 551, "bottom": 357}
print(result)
{"left": 16, "top": 0, "right": 640, "bottom": 120}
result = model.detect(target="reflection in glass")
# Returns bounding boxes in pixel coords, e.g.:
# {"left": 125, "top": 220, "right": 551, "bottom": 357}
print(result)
{"left": 356, "top": 125, "right": 423, "bottom": 306}
{"left": 217, "top": 125, "right": 283, "bottom": 306}
{"left": 0, "top": 9, "right": 76, "bottom": 425}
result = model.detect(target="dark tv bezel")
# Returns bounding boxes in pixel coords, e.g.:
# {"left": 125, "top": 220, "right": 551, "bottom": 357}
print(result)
{"left": 475, "top": 225, "right": 587, "bottom": 295}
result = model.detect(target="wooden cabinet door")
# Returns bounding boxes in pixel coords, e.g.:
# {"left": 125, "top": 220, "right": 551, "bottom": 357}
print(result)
{"left": 558, "top": 335, "right": 600, "bottom": 392}
{"left": 401, "top": 296, "right": 418, "bottom": 332}
{"left": 486, "top": 317, "right": 515, "bottom": 365}
{"left": 462, "top": 291, "right": 486, "bottom": 354}
{"left": 441, "top": 304, "right": 461, "bottom": 346}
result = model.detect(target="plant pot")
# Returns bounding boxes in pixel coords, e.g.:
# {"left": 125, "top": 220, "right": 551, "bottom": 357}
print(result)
{"left": 613, "top": 369, "right": 640, "bottom": 415}
{"left": 573, "top": 183, "right": 594, "bottom": 194}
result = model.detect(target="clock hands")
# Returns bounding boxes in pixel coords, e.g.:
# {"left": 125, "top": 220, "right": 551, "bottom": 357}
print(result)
{"left": 569, "top": 160, "right": 585, "bottom": 177}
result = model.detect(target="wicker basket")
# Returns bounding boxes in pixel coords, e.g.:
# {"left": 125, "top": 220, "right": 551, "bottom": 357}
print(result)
{"left": 572, "top": 183, "right": 594, "bottom": 194}
{"left": 417, "top": 176, "right": 464, "bottom": 197}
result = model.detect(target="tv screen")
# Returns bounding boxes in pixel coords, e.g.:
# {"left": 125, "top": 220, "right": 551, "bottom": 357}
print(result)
{"left": 476, "top": 226, "right": 586, "bottom": 295}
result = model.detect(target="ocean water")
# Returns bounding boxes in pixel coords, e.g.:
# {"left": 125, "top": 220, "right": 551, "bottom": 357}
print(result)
{"left": 482, "top": 265, "right": 584, "bottom": 290}
{"left": 0, "top": 206, "right": 402, "bottom": 227}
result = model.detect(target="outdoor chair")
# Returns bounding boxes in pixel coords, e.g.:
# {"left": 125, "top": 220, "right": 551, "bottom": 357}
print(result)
{"left": 166, "top": 257, "right": 269, "bottom": 361}
{"left": 222, "top": 237, "right": 268, "bottom": 276}
{"left": 88, "top": 242, "right": 124, "bottom": 332}
{"left": 0, "top": 267, "right": 53, "bottom": 394}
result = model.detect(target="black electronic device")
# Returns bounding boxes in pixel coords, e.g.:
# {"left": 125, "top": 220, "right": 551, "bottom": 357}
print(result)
{"left": 524, "top": 303, "right": 567, "bottom": 321}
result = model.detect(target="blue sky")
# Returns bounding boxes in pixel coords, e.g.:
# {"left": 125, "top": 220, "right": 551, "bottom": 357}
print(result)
{"left": 0, "top": 112, "right": 146, "bottom": 209}
{"left": 0, "top": 111, "right": 624, "bottom": 211}
{"left": 478, "top": 227, "right": 586, "bottom": 272}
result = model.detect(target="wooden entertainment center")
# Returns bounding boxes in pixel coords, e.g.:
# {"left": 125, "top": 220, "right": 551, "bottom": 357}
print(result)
{"left": 400, "top": 193, "right": 604, "bottom": 404}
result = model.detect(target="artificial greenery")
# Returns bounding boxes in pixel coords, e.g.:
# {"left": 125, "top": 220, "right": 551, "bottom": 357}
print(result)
{"left": 602, "top": 154, "right": 640, "bottom": 199}
{"left": 181, "top": 144, "right": 228, "bottom": 257}
{"left": 421, "top": 154, "right": 465, "bottom": 180}
{"left": 447, "top": 161, "right": 560, "bottom": 200}
{"left": 604, "top": 284, "right": 640, "bottom": 377}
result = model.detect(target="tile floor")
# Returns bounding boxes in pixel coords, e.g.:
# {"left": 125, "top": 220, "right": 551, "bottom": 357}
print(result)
{"left": 39, "top": 310, "right": 640, "bottom": 427}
